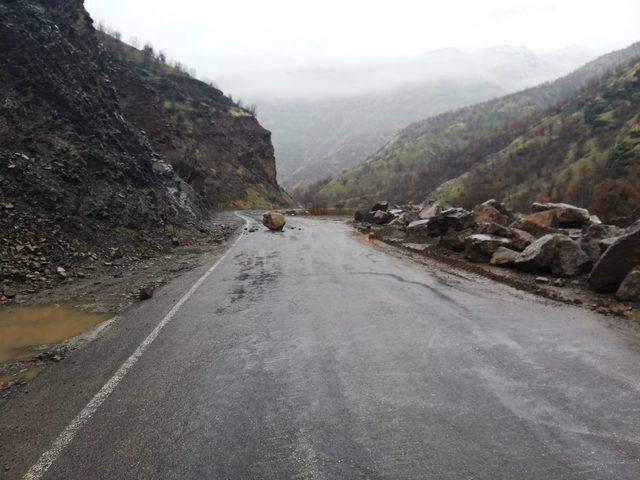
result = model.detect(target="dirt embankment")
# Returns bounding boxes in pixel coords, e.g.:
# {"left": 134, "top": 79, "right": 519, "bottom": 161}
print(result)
{"left": 0, "top": 212, "right": 243, "bottom": 392}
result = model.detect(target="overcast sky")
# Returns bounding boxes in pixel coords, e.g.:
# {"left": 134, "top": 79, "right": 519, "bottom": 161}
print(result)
{"left": 86, "top": 0, "right": 640, "bottom": 78}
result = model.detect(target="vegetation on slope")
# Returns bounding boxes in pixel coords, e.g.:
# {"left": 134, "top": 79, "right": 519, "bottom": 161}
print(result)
{"left": 307, "top": 42, "right": 640, "bottom": 209}
{"left": 97, "top": 31, "right": 294, "bottom": 209}
{"left": 436, "top": 59, "right": 640, "bottom": 220}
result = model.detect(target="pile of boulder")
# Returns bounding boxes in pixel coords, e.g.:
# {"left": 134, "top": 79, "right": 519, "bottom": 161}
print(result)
{"left": 354, "top": 199, "right": 640, "bottom": 302}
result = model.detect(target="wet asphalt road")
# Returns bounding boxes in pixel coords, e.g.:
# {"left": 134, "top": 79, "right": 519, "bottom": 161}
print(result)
{"left": 2, "top": 215, "right": 640, "bottom": 479}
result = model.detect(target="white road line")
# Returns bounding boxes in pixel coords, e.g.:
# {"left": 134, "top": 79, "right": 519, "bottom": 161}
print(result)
{"left": 22, "top": 214, "right": 249, "bottom": 480}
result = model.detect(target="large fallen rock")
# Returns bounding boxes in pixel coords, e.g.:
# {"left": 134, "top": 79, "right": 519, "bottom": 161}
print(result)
{"left": 475, "top": 223, "right": 534, "bottom": 252}
{"left": 440, "top": 208, "right": 475, "bottom": 231}
{"left": 510, "top": 210, "right": 558, "bottom": 237}
{"left": 515, "top": 234, "right": 591, "bottom": 277}
{"left": 406, "top": 219, "right": 441, "bottom": 241}
{"left": 490, "top": 247, "right": 519, "bottom": 267}
{"left": 353, "top": 210, "right": 370, "bottom": 223}
{"left": 262, "top": 211, "right": 286, "bottom": 231}
{"left": 419, "top": 201, "right": 442, "bottom": 220}
{"left": 441, "top": 227, "right": 474, "bottom": 252}
{"left": 532, "top": 202, "right": 590, "bottom": 227}
{"left": 407, "top": 207, "right": 474, "bottom": 242}
{"left": 616, "top": 268, "right": 640, "bottom": 301}
{"left": 464, "top": 234, "right": 511, "bottom": 263}
{"left": 482, "top": 199, "right": 513, "bottom": 219}
{"left": 373, "top": 225, "right": 405, "bottom": 243}
{"left": 390, "top": 211, "right": 419, "bottom": 226}
{"left": 473, "top": 204, "right": 510, "bottom": 226}
{"left": 589, "top": 222, "right": 640, "bottom": 292}
{"left": 372, "top": 210, "right": 395, "bottom": 224}
{"left": 580, "top": 224, "right": 625, "bottom": 261}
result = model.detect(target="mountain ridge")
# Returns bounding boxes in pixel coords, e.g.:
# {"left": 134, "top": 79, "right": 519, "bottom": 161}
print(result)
{"left": 308, "top": 41, "right": 640, "bottom": 213}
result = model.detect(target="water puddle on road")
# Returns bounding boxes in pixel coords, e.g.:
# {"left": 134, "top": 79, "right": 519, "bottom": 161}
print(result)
{"left": 0, "top": 305, "right": 110, "bottom": 364}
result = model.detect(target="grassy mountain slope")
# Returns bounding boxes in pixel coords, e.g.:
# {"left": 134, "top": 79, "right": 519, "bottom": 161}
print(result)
{"left": 310, "top": 42, "right": 640, "bottom": 207}
{"left": 433, "top": 59, "right": 640, "bottom": 220}
{"left": 251, "top": 46, "right": 594, "bottom": 193}
{"left": 98, "top": 32, "right": 294, "bottom": 209}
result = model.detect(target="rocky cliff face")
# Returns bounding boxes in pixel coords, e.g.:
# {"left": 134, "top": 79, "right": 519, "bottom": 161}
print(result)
{"left": 0, "top": 0, "right": 291, "bottom": 295}
{"left": 0, "top": 0, "right": 207, "bottom": 229}
{"left": 98, "top": 32, "right": 293, "bottom": 210}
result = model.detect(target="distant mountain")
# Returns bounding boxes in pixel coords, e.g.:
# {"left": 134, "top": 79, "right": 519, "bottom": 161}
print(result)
{"left": 309, "top": 42, "right": 640, "bottom": 216}
{"left": 260, "top": 79, "right": 507, "bottom": 192}
{"left": 224, "top": 46, "right": 598, "bottom": 192}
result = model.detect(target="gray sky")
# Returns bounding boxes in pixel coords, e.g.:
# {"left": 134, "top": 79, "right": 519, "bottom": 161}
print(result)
{"left": 86, "top": 0, "right": 640, "bottom": 78}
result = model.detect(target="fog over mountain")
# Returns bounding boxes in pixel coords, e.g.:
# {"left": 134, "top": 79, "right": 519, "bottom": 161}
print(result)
{"left": 218, "top": 46, "right": 598, "bottom": 190}
{"left": 86, "top": 0, "right": 639, "bottom": 193}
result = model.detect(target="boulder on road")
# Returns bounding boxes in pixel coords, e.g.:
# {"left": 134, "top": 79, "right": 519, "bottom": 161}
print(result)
{"left": 515, "top": 233, "right": 591, "bottom": 277}
{"left": 464, "top": 234, "right": 511, "bottom": 263}
{"left": 440, "top": 207, "right": 475, "bottom": 232}
{"left": 490, "top": 247, "right": 519, "bottom": 267}
{"left": 441, "top": 227, "right": 474, "bottom": 252}
{"left": 589, "top": 222, "right": 640, "bottom": 292}
{"left": 373, "top": 210, "right": 395, "bottom": 224}
{"left": 507, "top": 228, "right": 536, "bottom": 252}
{"left": 374, "top": 225, "right": 405, "bottom": 243}
{"left": 406, "top": 219, "right": 441, "bottom": 241}
{"left": 262, "top": 211, "right": 286, "bottom": 231}
{"left": 419, "top": 202, "right": 442, "bottom": 220}
{"left": 473, "top": 204, "right": 510, "bottom": 226}
{"left": 616, "top": 268, "right": 640, "bottom": 301}
{"left": 510, "top": 210, "right": 559, "bottom": 237}
{"left": 475, "top": 223, "right": 534, "bottom": 251}
{"left": 139, "top": 286, "right": 154, "bottom": 300}
{"left": 482, "top": 199, "right": 513, "bottom": 218}
{"left": 579, "top": 224, "right": 624, "bottom": 261}
{"left": 390, "top": 211, "right": 419, "bottom": 227}
{"left": 531, "top": 202, "right": 590, "bottom": 227}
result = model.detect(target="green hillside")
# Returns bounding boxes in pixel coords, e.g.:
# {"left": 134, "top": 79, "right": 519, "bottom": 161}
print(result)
{"left": 307, "top": 42, "right": 640, "bottom": 210}
{"left": 433, "top": 59, "right": 640, "bottom": 219}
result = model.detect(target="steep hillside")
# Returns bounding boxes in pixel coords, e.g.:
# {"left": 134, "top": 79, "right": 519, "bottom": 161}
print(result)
{"left": 0, "top": 0, "right": 205, "bottom": 248}
{"left": 0, "top": 0, "right": 291, "bottom": 298}
{"left": 311, "top": 42, "right": 640, "bottom": 207}
{"left": 433, "top": 58, "right": 640, "bottom": 220}
{"left": 245, "top": 46, "right": 596, "bottom": 192}
{"left": 97, "top": 32, "right": 293, "bottom": 209}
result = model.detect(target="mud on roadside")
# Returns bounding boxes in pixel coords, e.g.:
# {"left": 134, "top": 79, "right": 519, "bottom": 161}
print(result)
{"left": 0, "top": 212, "right": 244, "bottom": 392}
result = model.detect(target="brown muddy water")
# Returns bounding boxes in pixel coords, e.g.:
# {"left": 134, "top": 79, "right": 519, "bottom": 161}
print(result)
{"left": 0, "top": 305, "right": 110, "bottom": 364}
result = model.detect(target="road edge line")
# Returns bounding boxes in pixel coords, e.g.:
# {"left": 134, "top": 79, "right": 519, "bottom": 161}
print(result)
{"left": 22, "top": 213, "right": 249, "bottom": 480}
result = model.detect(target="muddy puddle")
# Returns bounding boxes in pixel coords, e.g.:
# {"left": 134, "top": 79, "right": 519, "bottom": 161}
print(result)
{"left": 0, "top": 305, "right": 110, "bottom": 364}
